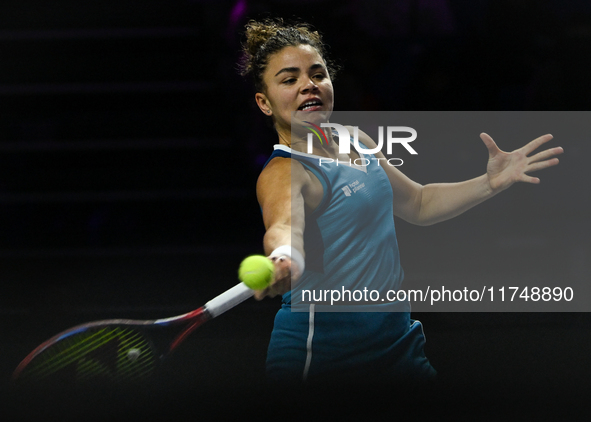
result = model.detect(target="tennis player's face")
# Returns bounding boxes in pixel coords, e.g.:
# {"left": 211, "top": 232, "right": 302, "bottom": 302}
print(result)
{"left": 256, "top": 44, "right": 334, "bottom": 134}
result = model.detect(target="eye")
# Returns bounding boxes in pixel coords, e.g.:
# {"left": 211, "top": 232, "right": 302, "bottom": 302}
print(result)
{"left": 313, "top": 73, "right": 326, "bottom": 80}
{"left": 283, "top": 77, "right": 296, "bottom": 85}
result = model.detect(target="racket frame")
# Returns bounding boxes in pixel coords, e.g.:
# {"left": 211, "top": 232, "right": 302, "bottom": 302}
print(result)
{"left": 12, "top": 282, "right": 254, "bottom": 383}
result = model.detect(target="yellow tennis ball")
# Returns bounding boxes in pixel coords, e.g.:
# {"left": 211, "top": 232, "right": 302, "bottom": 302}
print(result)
{"left": 238, "top": 255, "right": 274, "bottom": 290}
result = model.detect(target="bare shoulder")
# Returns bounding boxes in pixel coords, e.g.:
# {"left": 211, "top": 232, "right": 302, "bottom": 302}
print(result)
{"left": 257, "top": 156, "right": 323, "bottom": 212}
{"left": 257, "top": 157, "right": 308, "bottom": 198}
{"left": 257, "top": 156, "right": 309, "bottom": 185}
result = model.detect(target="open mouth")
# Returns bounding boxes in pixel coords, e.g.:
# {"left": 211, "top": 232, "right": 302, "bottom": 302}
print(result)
{"left": 298, "top": 99, "right": 323, "bottom": 111}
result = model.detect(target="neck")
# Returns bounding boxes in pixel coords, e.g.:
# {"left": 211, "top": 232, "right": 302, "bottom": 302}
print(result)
{"left": 276, "top": 128, "right": 339, "bottom": 158}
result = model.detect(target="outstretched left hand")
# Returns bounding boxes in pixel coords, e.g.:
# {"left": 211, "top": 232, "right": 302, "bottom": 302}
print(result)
{"left": 480, "top": 133, "right": 563, "bottom": 193}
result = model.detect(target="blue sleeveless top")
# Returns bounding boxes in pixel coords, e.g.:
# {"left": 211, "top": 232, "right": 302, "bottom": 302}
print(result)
{"left": 263, "top": 143, "right": 435, "bottom": 383}
{"left": 271, "top": 143, "right": 406, "bottom": 312}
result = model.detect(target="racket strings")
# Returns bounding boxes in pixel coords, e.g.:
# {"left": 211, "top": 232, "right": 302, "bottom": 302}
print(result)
{"left": 15, "top": 326, "right": 157, "bottom": 384}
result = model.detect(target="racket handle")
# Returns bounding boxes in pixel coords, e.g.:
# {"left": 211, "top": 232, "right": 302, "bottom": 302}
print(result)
{"left": 205, "top": 282, "right": 254, "bottom": 319}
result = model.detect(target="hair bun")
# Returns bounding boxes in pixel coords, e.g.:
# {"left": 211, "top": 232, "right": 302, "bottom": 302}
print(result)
{"left": 239, "top": 18, "right": 337, "bottom": 93}
{"left": 244, "top": 19, "right": 281, "bottom": 59}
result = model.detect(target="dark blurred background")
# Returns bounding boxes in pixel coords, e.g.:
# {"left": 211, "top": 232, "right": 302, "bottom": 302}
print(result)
{"left": 0, "top": 0, "right": 590, "bottom": 419}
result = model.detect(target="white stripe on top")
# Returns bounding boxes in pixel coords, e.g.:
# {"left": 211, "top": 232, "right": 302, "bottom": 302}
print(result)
{"left": 303, "top": 304, "right": 315, "bottom": 381}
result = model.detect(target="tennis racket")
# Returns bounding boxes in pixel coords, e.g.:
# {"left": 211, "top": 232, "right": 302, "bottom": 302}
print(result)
{"left": 12, "top": 281, "right": 256, "bottom": 386}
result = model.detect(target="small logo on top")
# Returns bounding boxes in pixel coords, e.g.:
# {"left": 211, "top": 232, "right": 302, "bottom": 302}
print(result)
{"left": 342, "top": 180, "right": 365, "bottom": 197}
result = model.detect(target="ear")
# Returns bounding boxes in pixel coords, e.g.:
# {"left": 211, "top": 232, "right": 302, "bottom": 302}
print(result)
{"left": 255, "top": 92, "right": 272, "bottom": 116}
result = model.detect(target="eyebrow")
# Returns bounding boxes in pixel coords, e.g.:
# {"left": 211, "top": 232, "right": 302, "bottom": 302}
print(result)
{"left": 274, "top": 63, "right": 326, "bottom": 77}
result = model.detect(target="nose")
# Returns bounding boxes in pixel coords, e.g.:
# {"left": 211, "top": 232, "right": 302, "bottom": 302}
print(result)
{"left": 301, "top": 77, "right": 319, "bottom": 93}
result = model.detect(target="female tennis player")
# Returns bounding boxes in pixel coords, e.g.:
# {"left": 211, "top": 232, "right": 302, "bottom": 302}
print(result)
{"left": 239, "top": 18, "right": 563, "bottom": 385}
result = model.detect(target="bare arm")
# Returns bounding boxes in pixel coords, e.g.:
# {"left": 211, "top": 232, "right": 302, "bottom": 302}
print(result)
{"left": 254, "top": 157, "right": 310, "bottom": 299}
{"left": 358, "top": 131, "right": 563, "bottom": 226}
{"left": 410, "top": 174, "right": 494, "bottom": 226}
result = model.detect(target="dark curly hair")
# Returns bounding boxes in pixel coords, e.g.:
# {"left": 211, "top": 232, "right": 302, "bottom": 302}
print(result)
{"left": 239, "top": 18, "right": 338, "bottom": 93}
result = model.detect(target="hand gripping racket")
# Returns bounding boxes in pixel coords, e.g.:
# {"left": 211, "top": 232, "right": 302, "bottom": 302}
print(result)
{"left": 12, "top": 282, "right": 257, "bottom": 386}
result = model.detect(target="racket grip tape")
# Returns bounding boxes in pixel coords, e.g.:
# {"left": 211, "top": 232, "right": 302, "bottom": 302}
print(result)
{"left": 205, "top": 282, "right": 254, "bottom": 319}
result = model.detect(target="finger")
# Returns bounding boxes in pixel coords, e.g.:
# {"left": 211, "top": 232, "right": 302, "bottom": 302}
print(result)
{"left": 268, "top": 276, "right": 291, "bottom": 297}
{"left": 255, "top": 278, "right": 285, "bottom": 300}
{"left": 254, "top": 287, "right": 269, "bottom": 301}
{"left": 480, "top": 133, "right": 501, "bottom": 157}
{"left": 274, "top": 255, "right": 295, "bottom": 276}
{"left": 266, "top": 287, "right": 279, "bottom": 298}
{"left": 526, "top": 158, "right": 560, "bottom": 173}
{"left": 522, "top": 134, "right": 553, "bottom": 156}
{"left": 520, "top": 174, "right": 541, "bottom": 184}
{"left": 528, "top": 146, "right": 564, "bottom": 164}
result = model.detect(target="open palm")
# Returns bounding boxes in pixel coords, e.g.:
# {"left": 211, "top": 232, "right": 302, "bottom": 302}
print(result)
{"left": 480, "top": 133, "right": 563, "bottom": 193}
